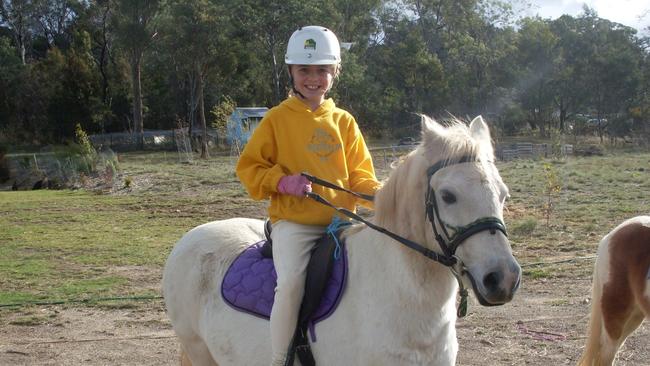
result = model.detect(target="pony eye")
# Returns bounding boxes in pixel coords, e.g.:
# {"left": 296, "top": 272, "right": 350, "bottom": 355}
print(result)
{"left": 441, "top": 190, "right": 457, "bottom": 204}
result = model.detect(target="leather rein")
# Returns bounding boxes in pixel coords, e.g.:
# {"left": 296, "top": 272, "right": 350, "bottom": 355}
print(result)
{"left": 301, "top": 155, "right": 508, "bottom": 317}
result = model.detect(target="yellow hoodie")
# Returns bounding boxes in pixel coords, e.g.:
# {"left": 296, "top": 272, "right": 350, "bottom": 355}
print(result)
{"left": 236, "top": 96, "right": 380, "bottom": 226}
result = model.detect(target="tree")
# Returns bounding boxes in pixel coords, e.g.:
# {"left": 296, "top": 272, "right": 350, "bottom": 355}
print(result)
{"left": 366, "top": 14, "right": 447, "bottom": 134}
{"left": 31, "top": 0, "right": 80, "bottom": 49}
{"left": 112, "top": 0, "right": 160, "bottom": 145}
{"left": 515, "top": 17, "right": 558, "bottom": 137}
{"left": 159, "top": 0, "right": 236, "bottom": 158}
{"left": 0, "top": 36, "right": 25, "bottom": 140}
{"left": 0, "top": 0, "right": 36, "bottom": 64}
{"left": 233, "top": 0, "right": 325, "bottom": 105}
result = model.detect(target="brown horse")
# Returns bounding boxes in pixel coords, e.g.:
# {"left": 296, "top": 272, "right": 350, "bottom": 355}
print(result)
{"left": 578, "top": 216, "right": 650, "bottom": 365}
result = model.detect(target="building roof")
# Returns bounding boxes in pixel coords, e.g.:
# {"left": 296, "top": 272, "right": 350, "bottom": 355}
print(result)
{"left": 230, "top": 107, "right": 268, "bottom": 121}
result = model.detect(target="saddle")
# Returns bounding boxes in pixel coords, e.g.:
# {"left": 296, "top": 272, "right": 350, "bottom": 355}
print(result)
{"left": 221, "top": 219, "right": 349, "bottom": 365}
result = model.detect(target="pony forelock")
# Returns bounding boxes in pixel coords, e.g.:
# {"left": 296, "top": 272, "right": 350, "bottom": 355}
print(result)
{"left": 421, "top": 117, "right": 494, "bottom": 163}
{"left": 374, "top": 116, "right": 495, "bottom": 238}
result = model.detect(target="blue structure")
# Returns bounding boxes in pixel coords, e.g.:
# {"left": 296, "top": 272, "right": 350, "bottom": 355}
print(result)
{"left": 226, "top": 107, "right": 268, "bottom": 147}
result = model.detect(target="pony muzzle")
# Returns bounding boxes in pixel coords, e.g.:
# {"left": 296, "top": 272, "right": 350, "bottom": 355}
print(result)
{"left": 464, "top": 260, "right": 521, "bottom": 306}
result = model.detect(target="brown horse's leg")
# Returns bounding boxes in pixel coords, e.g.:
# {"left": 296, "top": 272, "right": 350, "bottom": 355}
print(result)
{"left": 596, "top": 221, "right": 650, "bottom": 365}
{"left": 596, "top": 308, "right": 644, "bottom": 366}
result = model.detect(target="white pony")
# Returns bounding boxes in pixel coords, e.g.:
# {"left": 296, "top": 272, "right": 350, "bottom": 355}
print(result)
{"left": 163, "top": 116, "right": 521, "bottom": 366}
{"left": 578, "top": 216, "right": 650, "bottom": 366}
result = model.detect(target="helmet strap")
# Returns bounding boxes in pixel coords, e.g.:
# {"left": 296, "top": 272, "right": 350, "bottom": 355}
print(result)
{"left": 292, "top": 86, "right": 305, "bottom": 99}
{"left": 287, "top": 67, "right": 306, "bottom": 99}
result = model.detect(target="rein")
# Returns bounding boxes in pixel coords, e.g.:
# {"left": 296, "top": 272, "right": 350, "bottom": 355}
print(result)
{"left": 301, "top": 155, "right": 508, "bottom": 317}
{"left": 301, "top": 172, "right": 375, "bottom": 202}
{"left": 305, "top": 191, "right": 456, "bottom": 267}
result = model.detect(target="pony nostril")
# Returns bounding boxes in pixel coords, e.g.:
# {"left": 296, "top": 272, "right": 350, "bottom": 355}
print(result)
{"left": 483, "top": 271, "right": 502, "bottom": 292}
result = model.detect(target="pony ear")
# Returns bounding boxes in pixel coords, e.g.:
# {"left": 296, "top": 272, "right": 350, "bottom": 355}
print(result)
{"left": 469, "top": 115, "right": 495, "bottom": 158}
{"left": 469, "top": 115, "right": 491, "bottom": 144}
{"left": 420, "top": 114, "right": 447, "bottom": 146}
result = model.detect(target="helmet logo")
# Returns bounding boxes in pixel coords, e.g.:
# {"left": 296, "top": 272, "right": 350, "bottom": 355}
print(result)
{"left": 304, "top": 39, "right": 316, "bottom": 50}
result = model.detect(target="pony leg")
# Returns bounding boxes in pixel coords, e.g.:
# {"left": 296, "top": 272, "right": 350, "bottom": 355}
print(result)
{"left": 603, "top": 308, "right": 645, "bottom": 365}
{"left": 180, "top": 346, "right": 193, "bottom": 366}
{"left": 179, "top": 337, "right": 219, "bottom": 366}
{"left": 599, "top": 308, "right": 645, "bottom": 366}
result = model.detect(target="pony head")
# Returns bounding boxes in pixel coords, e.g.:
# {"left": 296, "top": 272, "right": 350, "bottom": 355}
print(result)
{"left": 375, "top": 115, "right": 521, "bottom": 306}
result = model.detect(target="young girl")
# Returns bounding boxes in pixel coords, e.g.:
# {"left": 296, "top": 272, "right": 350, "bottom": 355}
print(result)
{"left": 236, "top": 25, "right": 381, "bottom": 365}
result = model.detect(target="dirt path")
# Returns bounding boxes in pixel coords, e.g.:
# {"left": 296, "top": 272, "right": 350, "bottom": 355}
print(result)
{"left": 0, "top": 303, "right": 178, "bottom": 366}
{"left": 1, "top": 275, "right": 648, "bottom": 365}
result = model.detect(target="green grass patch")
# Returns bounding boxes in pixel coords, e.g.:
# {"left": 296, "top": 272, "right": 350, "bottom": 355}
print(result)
{"left": 523, "top": 267, "right": 553, "bottom": 279}
{"left": 511, "top": 217, "right": 538, "bottom": 236}
{"left": 1, "top": 150, "right": 649, "bottom": 311}
{"left": 9, "top": 314, "right": 54, "bottom": 326}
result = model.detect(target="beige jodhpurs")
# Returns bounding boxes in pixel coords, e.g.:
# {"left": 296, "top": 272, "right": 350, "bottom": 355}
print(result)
{"left": 269, "top": 220, "right": 326, "bottom": 366}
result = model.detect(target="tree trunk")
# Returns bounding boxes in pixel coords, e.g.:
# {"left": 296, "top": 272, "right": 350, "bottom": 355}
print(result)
{"left": 131, "top": 54, "right": 144, "bottom": 148}
{"left": 98, "top": 2, "right": 111, "bottom": 133}
{"left": 271, "top": 47, "right": 281, "bottom": 105}
{"left": 18, "top": 38, "right": 26, "bottom": 65}
{"left": 196, "top": 63, "right": 209, "bottom": 159}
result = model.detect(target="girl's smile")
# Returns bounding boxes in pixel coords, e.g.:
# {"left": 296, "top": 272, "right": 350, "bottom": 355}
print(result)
{"left": 290, "top": 65, "right": 336, "bottom": 111}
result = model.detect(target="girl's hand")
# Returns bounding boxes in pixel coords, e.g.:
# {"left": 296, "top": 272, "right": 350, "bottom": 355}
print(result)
{"left": 277, "top": 174, "right": 312, "bottom": 197}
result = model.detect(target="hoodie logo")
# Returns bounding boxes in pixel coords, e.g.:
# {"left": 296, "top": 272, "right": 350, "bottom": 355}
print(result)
{"left": 304, "top": 39, "right": 316, "bottom": 50}
{"left": 308, "top": 128, "right": 341, "bottom": 161}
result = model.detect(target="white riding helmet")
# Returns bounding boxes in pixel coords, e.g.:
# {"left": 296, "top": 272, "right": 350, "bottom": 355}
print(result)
{"left": 285, "top": 26, "right": 341, "bottom": 65}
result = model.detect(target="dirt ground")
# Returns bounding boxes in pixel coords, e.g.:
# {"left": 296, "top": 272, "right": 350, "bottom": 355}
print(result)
{"left": 0, "top": 267, "right": 648, "bottom": 366}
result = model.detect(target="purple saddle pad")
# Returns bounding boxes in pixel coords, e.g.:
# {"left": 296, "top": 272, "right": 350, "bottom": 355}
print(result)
{"left": 221, "top": 240, "right": 347, "bottom": 330}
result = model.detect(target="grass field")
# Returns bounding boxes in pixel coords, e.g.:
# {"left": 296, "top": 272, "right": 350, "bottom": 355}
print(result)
{"left": 1, "top": 148, "right": 649, "bottom": 309}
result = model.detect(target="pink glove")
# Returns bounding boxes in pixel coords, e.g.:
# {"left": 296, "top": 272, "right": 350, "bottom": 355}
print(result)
{"left": 277, "top": 174, "right": 312, "bottom": 197}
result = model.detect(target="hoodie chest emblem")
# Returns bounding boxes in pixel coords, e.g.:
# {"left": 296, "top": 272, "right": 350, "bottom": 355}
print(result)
{"left": 307, "top": 128, "right": 341, "bottom": 161}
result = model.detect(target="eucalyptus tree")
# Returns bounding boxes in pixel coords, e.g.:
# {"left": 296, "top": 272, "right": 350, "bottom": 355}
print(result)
{"left": 402, "top": 0, "right": 477, "bottom": 57}
{"left": 158, "top": 0, "right": 235, "bottom": 158}
{"left": 366, "top": 12, "right": 447, "bottom": 135}
{"left": 318, "top": 0, "right": 383, "bottom": 130}
{"left": 0, "top": 0, "right": 36, "bottom": 64}
{"left": 31, "top": 0, "right": 81, "bottom": 49}
{"left": 0, "top": 36, "right": 24, "bottom": 137}
{"left": 232, "top": 0, "right": 326, "bottom": 105}
{"left": 578, "top": 13, "right": 643, "bottom": 142}
{"left": 80, "top": 0, "right": 112, "bottom": 122}
{"left": 383, "top": 0, "right": 521, "bottom": 121}
{"left": 75, "top": 0, "right": 133, "bottom": 134}
{"left": 637, "top": 50, "right": 650, "bottom": 140}
{"left": 514, "top": 17, "right": 558, "bottom": 137}
{"left": 112, "top": 0, "right": 160, "bottom": 144}
{"left": 39, "top": 30, "right": 105, "bottom": 140}
{"left": 444, "top": 3, "right": 519, "bottom": 117}
{"left": 547, "top": 15, "right": 588, "bottom": 132}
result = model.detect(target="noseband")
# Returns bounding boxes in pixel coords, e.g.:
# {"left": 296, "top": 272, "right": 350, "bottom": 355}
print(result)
{"left": 424, "top": 155, "right": 508, "bottom": 263}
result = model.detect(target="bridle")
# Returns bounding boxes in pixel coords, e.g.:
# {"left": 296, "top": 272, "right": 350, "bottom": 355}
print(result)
{"left": 301, "top": 155, "right": 508, "bottom": 316}
{"left": 425, "top": 155, "right": 508, "bottom": 262}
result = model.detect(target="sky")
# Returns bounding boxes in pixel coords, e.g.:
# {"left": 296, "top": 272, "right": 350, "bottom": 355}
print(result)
{"left": 525, "top": 0, "right": 650, "bottom": 33}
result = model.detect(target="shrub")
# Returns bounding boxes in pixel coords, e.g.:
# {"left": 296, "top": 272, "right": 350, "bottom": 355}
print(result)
{"left": 512, "top": 217, "right": 538, "bottom": 236}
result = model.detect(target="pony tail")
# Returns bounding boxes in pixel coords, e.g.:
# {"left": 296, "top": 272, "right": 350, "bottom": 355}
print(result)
{"left": 577, "top": 257, "right": 605, "bottom": 365}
